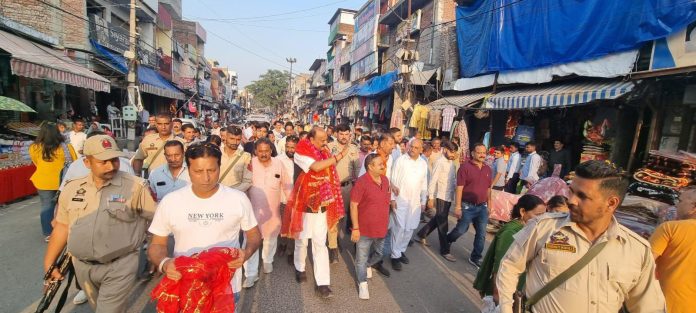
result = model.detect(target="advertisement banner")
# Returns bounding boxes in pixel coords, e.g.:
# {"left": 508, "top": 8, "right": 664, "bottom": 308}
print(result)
{"left": 350, "top": 0, "right": 379, "bottom": 81}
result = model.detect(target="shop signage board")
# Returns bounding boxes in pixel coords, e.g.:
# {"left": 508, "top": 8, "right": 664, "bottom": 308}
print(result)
{"left": 351, "top": 0, "right": 379, "bottom": 81}
{"left": 648, "top": 22, "right": 696, "bottom": 71}
{"left": 90, "top": 15, "right": 129, "bottom": 54}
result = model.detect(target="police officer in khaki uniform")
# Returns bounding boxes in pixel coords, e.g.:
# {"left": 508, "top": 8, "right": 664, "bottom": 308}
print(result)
{"left": 220, "top": 126, "right": 253, "bottom": 191}
{"left": 496, "top": 160, "right": 665, "bottom": 313}
{"left": 326, "top": 124, "right": 360, "bottom": 263}
{"left": 132, "top": 114, "right": 186, "bottom": 177}
{"left": 43, "top": 135, "right": 158, "bottom": 312}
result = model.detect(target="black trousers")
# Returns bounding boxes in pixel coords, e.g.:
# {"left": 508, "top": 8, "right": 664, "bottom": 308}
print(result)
{"left": 504, "top": 173, "right": 520, "bottom": 194}
{"left": 417, "top": 198, "right": 451, "bottom": 255}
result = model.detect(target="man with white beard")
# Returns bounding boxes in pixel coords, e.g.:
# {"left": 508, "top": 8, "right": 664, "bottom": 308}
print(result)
{"left": 388, "top": 139, "right": 428, "bottom": 271}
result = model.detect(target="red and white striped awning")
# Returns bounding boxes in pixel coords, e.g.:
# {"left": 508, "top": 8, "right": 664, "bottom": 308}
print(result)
{"left": 0, "top": 30, "right": 110, "bottom": 93}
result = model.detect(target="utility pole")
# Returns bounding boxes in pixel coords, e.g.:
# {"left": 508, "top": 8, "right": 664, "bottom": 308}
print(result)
{"left": 286, "top": 57, "right": 296, "bottom": 111}
{"left": 126, "top": 0, "right": 138, "bottom": 107}
{"left": 124, "top": 0, "right": 139, "bottom": 142}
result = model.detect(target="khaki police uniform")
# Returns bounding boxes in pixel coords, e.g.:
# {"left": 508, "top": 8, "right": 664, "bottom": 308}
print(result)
{"left": 496, "top": 213, "right": 666, "bottom": 313}
{"left": 220, "top": 148, "right": 252, "bottom": 192}
{"left": 133, "top": 133, "right": 185, "bottom": 173}
{"left": 56, "top": 135, "right": 158, "bottom": 313}
{"left": 326, "top": 141, "right": 360, "bottom": 249}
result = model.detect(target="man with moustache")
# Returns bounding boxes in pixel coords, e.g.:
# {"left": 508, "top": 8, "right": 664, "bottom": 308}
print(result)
{"left": 148, "top": 140, "right": 190, "bottom": 202}
{"left": 242, "top": 138, "right": 292, "bottom": 288}
{"left": 326, "top": 124, "right": 361, "bottom": 263}
{"left": 497, "top": 160, "right": 665, "bottom": 313}
{"left": 281, "top": 128, "right": 348, "bottom": 298}
{"left": 132, "top": 114, "right": 186, "bottom": 178}
{"left": 148, "top": 142, "right": 261, "bottom": 305}
{"left": 277, "top": 135, "right": 299, "bottom": 260}
{"left": 43, "top": 135, "right": 157, "bottom": 312}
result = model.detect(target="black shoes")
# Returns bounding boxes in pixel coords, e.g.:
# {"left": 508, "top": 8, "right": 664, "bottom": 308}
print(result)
{"left": 373, "top": 262, "right": 391, "bottom": 277}
{"left": 399, "top": 253, "right": 410, "bottom": 264}
{"left": 295, "top": 270, "right": 307, "bottom": 283}
{"left": 329, "top": 248, "right": 339, "bottom": 264}
{"left": 316, "top": 285, "right": 333, "bottom": 298}
{"left": 391, "top": 258, "right": 402, "bottom": 271}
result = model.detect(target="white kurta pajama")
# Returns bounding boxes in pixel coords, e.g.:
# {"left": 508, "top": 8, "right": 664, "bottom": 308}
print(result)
{"left": 389, "top": 154, "right": 428, "bottom": 259}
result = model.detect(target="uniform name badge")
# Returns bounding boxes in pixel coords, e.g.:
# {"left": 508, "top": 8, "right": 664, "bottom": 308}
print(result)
{"left": 545, "top": 231, "right": 577, "bottom": 253}
{"left": 109, "top": 194, "right": 126, "bottom": 203}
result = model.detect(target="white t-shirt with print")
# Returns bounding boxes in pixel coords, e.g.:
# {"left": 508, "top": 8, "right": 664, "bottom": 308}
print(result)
{"left": 149, "top": 184, "right": 258, "bottom": 292}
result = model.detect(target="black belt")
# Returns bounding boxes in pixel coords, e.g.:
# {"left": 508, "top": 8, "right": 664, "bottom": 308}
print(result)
{"left": 305, "top": 206, "right": 328, "bottom": 213}
{"left": 77, "top": 251, "right": 134, "bottom": 265}
{"left": 340, "top": 181, "right": 353, "bottom": 187}
{"left": 462, "top": 201, "right": 487, "bottom": 207}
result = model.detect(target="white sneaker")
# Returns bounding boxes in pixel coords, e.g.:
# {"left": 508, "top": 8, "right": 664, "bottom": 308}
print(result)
{"left": 263, "top": 262, "right": 273, "bottom": 274}
{"left": 73, "top": 290, "right": 88, "bottom": 305}
{"left": 242, "top": 275, "right": 259, "bottom": 288}
{"left": 366, "top": 267, "right": 373, "bottom": 279}
{"left": 358, "top": 282, "right": 370, "bottom": 300}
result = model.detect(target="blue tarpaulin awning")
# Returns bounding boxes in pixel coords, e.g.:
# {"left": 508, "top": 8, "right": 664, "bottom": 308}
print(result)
{"left": 91, "top": 40, "right": 185, "bottom": 100}
{"left": 356, "top": 71, "right": 398, "bottom": 97}
{"left": 484, "top": 80, "right": 635, "bottom": 110}
{"left": 332, "top": 85, "right": 359, "bottom": 101}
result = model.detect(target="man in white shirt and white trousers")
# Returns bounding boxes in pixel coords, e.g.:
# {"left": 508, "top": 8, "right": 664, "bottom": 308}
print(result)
{"left": 388, "top": 139, "right": 428, "bottom": 271}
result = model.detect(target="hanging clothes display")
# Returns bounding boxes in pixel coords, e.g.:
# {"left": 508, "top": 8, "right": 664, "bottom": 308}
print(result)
{"left": 408, "top": 104, "right": 431, "bottom": 140}
{"left": 427, "top": 109, "right": 442, "bottom": 130}
{"left": 454, "top": 118, "right": 470, "bottom": 162}
{"left": 391, "top": 108, "right": 404, "bottom": 129}
{"left": 441, "top": 106, "right": 457, "bottom": 132}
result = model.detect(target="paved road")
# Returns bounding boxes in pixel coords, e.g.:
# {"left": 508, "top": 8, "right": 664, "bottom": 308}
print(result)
{"left": 3, "top": 196, "right": 488, "bottom": 313}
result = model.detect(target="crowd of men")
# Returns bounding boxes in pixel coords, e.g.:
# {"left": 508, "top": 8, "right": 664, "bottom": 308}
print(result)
{"left": 41, "top": 114, "right": 694, "bottom": 312}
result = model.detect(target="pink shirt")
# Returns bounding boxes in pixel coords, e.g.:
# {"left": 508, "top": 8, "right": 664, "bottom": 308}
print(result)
{"left": 247, "top": 157, "right": 292, "bottom": 239}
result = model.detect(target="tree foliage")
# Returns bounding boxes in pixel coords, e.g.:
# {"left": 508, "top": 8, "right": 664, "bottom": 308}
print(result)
{"left": 246, "top": 69, "right": 289, "bottom": 110}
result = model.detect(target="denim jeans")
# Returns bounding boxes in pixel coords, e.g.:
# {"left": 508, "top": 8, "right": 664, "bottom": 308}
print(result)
{"left": 445, "top": 202, "right": 488, "bottom": 261}
{"left": 355, "top": 236, "right": 386, "bottom": 283}
{"left": 37, "top": 190, "right": 57, "bottom": 236}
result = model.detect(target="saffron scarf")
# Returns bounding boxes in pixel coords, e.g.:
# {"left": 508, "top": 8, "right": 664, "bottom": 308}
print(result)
{"left": 281, "top": 138, "right": 344, "bottom": 239}
{"left": 150, "top": 247, "right": 240, "bottom": 313}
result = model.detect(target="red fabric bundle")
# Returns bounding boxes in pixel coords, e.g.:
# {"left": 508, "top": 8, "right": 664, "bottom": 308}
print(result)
{"left": 150, "top": 247, "right": 240, "bottom": 313}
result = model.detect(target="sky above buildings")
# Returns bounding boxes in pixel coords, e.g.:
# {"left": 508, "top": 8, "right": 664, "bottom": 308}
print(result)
{"left": 182, "top": 0, "right": 367, "bottom": 88}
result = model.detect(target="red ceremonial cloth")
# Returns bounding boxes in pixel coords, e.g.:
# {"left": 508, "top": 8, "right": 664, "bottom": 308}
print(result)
{"left": 281, "top": 138, "right": 344, "bottom": 239}
{"left": 150, "top": 247, "right": 240, "bottom": 313}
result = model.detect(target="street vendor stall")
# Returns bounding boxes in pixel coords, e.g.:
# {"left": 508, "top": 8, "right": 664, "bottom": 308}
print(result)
{"left": 0, "top": 96, "right": 38, "bottom": 203}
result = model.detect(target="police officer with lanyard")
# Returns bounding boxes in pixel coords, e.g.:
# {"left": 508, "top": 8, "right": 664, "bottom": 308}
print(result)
{"left": 43, "top": 135, "right": 157, "bottom": 312}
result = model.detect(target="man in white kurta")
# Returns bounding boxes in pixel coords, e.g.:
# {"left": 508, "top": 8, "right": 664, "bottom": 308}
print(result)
{"left": 389, "top": 139, "right": 428, "bottom": 270}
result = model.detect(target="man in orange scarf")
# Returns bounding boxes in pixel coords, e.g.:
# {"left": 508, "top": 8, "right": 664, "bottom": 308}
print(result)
{"left": 281, "top": 127, "right": 348, "bottom": 298}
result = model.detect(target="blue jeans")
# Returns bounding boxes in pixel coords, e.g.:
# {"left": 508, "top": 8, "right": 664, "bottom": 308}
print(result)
{"left": 37, "top": 190, "right": 57, "bottom": 236}
{"left": 355, "top": 236, "right": 386, "bottom": 283}
{"left": 445, "top": 203, "right": 488, "bottom": 261}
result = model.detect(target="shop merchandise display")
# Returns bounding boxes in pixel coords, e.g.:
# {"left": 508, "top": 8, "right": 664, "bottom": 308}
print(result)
{"left": 7, "top": 122, "right": 40, "bottom": 137}
{"left": 0, "top": 134, "right": 32, "bottom": 169}
{"left": 633, "top": 151, "right": 695, "bottom": 189}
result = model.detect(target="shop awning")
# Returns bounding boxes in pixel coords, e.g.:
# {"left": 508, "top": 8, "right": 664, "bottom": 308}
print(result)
{"left": 484, "top": 80, "right": 635, "bottom": 110}
{"left": 356, "top": 71, "right": 398, "bottom": 97}
{"left": 91, "top": 40, "right": 185, "bottom": 100}
{"left": 0, "top": 30, "right": 110, "bottom": 92}
{"left": 427, "top": 91, "right": 492, "bottom": 108}
{"left": 332, "top": 84, "right": 359, "bottom": 101}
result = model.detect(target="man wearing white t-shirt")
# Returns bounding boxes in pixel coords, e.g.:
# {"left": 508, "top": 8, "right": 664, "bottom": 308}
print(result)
{"left": 69, "top": 119, "right": 87, "bottom": 157}
{"left": 148, "top": 143, "right": 262, "bottom": 301}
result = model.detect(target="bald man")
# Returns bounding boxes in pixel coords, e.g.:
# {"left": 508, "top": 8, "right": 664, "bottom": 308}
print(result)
{"left": 388, "top": 139, "right": 428, "bottom": 271}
